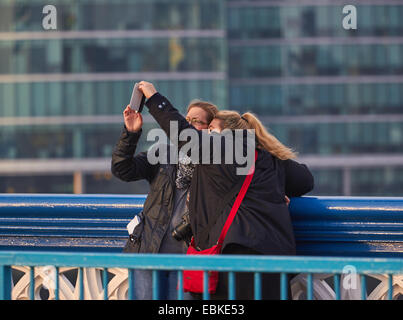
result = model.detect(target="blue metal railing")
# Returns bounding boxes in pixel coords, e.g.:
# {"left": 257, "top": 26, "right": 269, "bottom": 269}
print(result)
{"left": 0, "top": 194, "right": 402, "bottom": 300}
{"left": 0, "top": 251, "right": 402, "bottom": 300}
{"left": 0, "top": 194, "right": 402, "bottom": 257}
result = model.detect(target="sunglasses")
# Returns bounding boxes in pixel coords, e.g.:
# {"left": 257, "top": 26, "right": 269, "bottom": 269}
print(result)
{"left": 185, "top": 117, "right": 207, "bottom": 126}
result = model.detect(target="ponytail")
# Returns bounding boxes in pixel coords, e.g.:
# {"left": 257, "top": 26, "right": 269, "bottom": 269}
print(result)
{"left": 242, "top": 112, "right": 297, "bottom": 160}
{"left": 214, "top": 111, "right": 297, "bottom": 160}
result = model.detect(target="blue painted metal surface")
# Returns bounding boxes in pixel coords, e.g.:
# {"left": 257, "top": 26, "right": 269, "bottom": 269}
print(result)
{"left": 29, "top": 267, "right": 34, "bottom": 299}
{"left": 253, "top": 272, "right": 262, "bottom": 300}
{"left": 0, "top": 194, "right": 402, "bottom": 257}
{"left": 334, "top": 274, "right": 341, "bottom": 300}
{"left": 0, "top": 194, "right": 144, "bottom": 252}
{"left": 0, "top": 251, "right": 401, "bottom": 273}
{"left": 0, "top": 251, "right": 402, "bottom": 300}
{"left": 290, "top": 196, "right": 403, "bottom": 257}
{"left": 0, "top": 265, "right": 11, "bottom": 300}
{"left": 280, "top": 273, "right": 287, "bottom": 300}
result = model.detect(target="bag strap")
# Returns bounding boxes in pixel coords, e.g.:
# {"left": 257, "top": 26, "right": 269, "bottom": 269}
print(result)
{"left": 197, "top": 173, "right": 244, "bottom": 246}
{"left": 217, "top": 150, "right": 258, "bottom": 246}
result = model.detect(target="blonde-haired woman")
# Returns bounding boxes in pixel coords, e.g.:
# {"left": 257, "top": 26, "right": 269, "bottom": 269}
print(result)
{"left": 138, "top": 81, "right": 314, "bottom": 300}
{"left": 207, "top": 110, "right": 313, "bottom": 299}
{"left": 210, "top": 110, "right": 297, "bottom": 160}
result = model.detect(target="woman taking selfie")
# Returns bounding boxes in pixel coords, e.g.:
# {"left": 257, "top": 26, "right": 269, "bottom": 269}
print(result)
{"left": 112, "top": 97, "right": 218, "bottom": 299}
{"left": 138, "top": 81, "right": 314, "bottom": 299}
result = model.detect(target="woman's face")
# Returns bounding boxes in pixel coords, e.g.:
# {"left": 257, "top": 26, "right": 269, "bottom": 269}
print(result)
{"left": 208, "top": 118, "right": 224, "bottom": 133}
{"left": 185, "top": 107, "right": 209, "bottom": 130}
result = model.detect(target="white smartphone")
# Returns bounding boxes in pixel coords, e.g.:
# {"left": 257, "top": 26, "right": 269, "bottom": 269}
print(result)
{"left": 129, "top": 82, "right": 145, "bottom": 112}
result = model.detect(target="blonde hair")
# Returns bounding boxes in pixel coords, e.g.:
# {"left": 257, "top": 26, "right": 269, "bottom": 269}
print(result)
{"left": 187, "top": 99, "right": 219, "bottom": 124}
{"left": 214, "top": 111, "right": 297, "bottom": 160}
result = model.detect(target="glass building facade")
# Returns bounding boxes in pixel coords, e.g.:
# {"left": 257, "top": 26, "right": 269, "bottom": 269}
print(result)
{"left": 0, "top": 0, "right": 403, "bottom": 196}
{"left": 226, "top": 1, "right": 403, "bottom": 196}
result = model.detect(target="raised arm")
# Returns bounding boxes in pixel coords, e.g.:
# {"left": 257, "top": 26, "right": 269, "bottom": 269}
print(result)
{"left": 111, "top": 105, "right": 158, "bottom": 183}
{"left": 146, "top": 93, "right": 193, "bottom": 139}
{"left": 139, "top": 81, "right": 254, "bottom": 173}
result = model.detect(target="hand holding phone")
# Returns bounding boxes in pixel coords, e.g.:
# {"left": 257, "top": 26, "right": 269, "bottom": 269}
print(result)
{"left": 123, "top": 103, "right": 143, "bottom": 133}
{"left": 138, "top": 81, "right": 157, "bottom": 99}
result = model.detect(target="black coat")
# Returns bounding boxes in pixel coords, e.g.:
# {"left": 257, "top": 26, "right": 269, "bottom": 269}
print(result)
{"left": 145, "top": 93, "right": 314, "bottom": 255}
{"left": 111, "top": 126, "right": 179, "bottom": 253}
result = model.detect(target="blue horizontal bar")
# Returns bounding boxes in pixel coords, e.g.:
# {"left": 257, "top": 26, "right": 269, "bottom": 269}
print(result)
{"left": 0, "top": 194, "right": 402, "bottom": 257}
{"left": 0, "top": 251, "right": 401, "bottom": 274}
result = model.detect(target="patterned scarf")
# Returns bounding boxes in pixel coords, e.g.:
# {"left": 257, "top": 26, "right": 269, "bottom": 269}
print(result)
{"left": 175, "top": 152, "right": 195, "bottom": 189}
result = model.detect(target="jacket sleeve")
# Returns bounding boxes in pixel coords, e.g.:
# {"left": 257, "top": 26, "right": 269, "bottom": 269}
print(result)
{"left": 145, "top": 92, "right": 265, "bottom": 171}
{"left": 145, "top": 92, "right": 206, "bottom": 156}
{"left": 283, "top": 159, "right": 314, "bottom": 197}
{"left": 111, "top": 125, "right": 158, "bottom": 183}
{"left": 145, "top": 92, "right": 192, "bottom": 145}
{"left": 145, "top": 92, "right": 230, "bottom": 161}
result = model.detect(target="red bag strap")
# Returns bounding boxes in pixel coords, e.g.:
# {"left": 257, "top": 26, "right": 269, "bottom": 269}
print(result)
{"left": 217, "top": 150, "right": 258, "bottom": 246}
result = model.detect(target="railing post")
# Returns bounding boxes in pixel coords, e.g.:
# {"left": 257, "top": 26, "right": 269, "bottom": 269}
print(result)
{"left": 0, "top": 266, "right": 12, "bottom": 300}
{"left": 29, "top": 266, "right": 35, "bottom": 300}
{"left": 55, "top": 267, "right": 59, "bottom": 300}
{"left": 128, "top": 269, "right": 134, "bottom": 300}
{"left": 280, "top": 273, "right": 288, "bottom": 300}
{"left": 152, "top": 270, "right": 159, "bottom": 300}
{"left": 228, "top": 272, "right": 236, "bottom": 300}
{"left": 78, "top": 267, "right": 84, "bottom": 300}
{"left": 388, "top": 274, "right": 393, "bottom": 300}
{"left": 177, "top": 271, "right": 184, "bottom": 300}
{"left": 203, "top": 271, "right": 210, "bottom": 300}
{"left": 254, "top": 272, "right": 262, "bottom": 300}
{"left": 306, "top": 273, "right": 313, "bottom": 300}
{"left": 333, "top": 274, "right": 340, "bottom": 300}
{"left": 361, "top": 274, "right": 367, "bottom": 300}
{"left": 103, "top": 268, "right": 108, "bottom": 300}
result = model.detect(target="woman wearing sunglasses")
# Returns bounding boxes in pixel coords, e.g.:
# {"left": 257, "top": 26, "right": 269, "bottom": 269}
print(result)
{"left": 112, "top": 95, "right": 218, "bottom": 300}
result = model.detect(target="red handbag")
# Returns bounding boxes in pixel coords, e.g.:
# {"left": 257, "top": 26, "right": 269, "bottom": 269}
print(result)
{"left": 183, "top": 150, "right": 257, "bottom": 294}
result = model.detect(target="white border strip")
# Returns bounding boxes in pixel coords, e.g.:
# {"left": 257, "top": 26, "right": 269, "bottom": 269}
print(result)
{"left": 0, "top": 158, "right": 110, "bottom": 174}
{"left": 230, "top": 75, "right": 403, "bottom": 85}
{"left": 1, "top": 155, "right": 403, "bottom": 174}
{"left": 0, "top": 74, "right": 401, "bottom": 85}
{"left": 0, "top": 115, "right": 151, "bottom": 126}
{"left": 228, "top": 0, "right": 403, "bottom": 7}
{"left": 229, "top": 37, "right": 403, "bottom": 46}
{"left": 0, "top": 29, "right": 225, "bottom": 41}
{"left": 2, "top": 114, "right": 403, "bottom": 127}
{"left": 0, "top": 72, "right": 226, "bottom": 83}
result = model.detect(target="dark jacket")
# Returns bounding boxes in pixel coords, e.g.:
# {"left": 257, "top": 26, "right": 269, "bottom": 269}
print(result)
{"left": 111, "top": 127, "right": 178, "bottom": 253}
{"left": 144, "top": 92, "right": 314, "bottom": 255}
